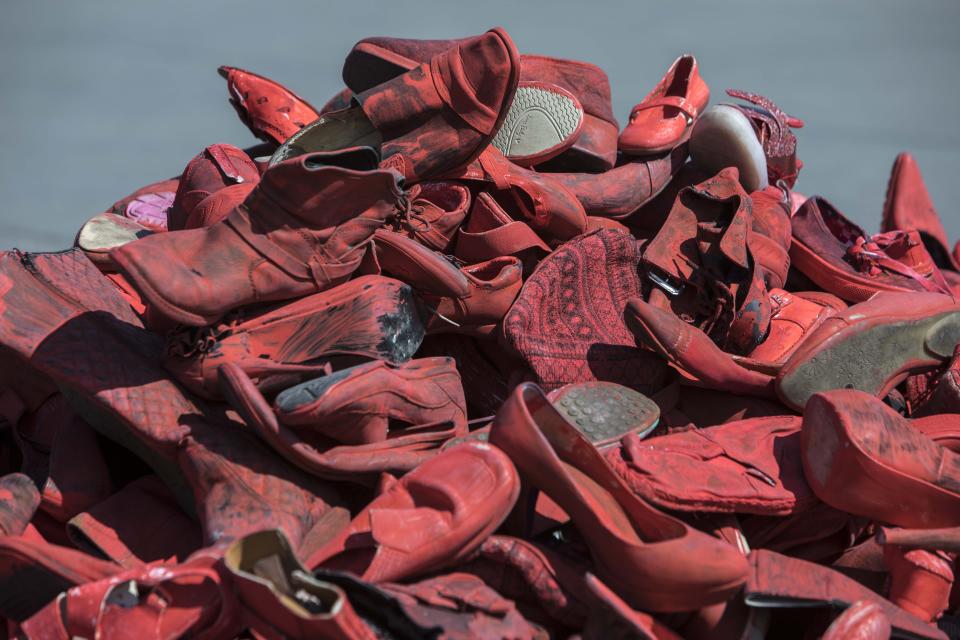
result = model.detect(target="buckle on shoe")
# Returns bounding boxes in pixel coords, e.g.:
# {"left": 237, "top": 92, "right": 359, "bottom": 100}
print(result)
{"left": 647, "top": 270, "right": 684, "bottom": 296}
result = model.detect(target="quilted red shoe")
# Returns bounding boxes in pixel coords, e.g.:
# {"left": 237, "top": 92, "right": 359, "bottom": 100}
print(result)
{"left": 801, "top": 389, "right": 960, "bottom": 528}
{"left": 747, "top": 550, "right": 943, "bottom": 640}
{"left": 218, "top": 65, "right": 321, "bottom": 145}
{"left": 489, "top": 383, "right": 749, "bottom": 612}
{"left": 882, "top": 152, "right": 957, "bottom": 270}
{"left": 821, "top": 601, "right": 891, "bottom": 640}
{"left": 218, "top": 361, "right": 462, "bottom": 479}
{"left": 502, "top": 229, "right": 668, "bottom": 394}
{"left": 274, "top": 357, "right": 467, "bottom": 446}
{"left": 163, "top": 275, "right": 424, "bottom": 400}
{"left": 343, "top": 38, "right": 618, "bottom": 170}
{"left": 619, "top": 55, "right": 709, "bottom": 155}
{"left": 388, "top": 181, "right": 471, "bottom": 252}
{"left": 373, "top": 229, "right": 523, "bottom": 336}
{"left": 791, "top": 196, "right": 952, "bottom": 302}
{"left": 167, "top": 143, "right": 260, "bottom": 231}
{"left": 306, "top": 441, "right": 519, "bottom": 582}
{"left": 0, "top": 536, "right": 120, "bottom": 621}
{"left": 0, "top": 474, "right": 39, "bottom": 536}
{"left": 777, "top": 292, "right": 960, "bottom": 409}
{"left": 883, "top": 545, "right": 954, "bottom": 623}
{"left": 112, "top": 151, "right": 404, "bottom": 327}
{"left": 640, "top": 167, "right": 772, "bottom": 355}
{"left": 275, "top": 28, "right": 520, "bottom": 182}
{"left": 224, "top": 529, "right": 376, "bottom": 640}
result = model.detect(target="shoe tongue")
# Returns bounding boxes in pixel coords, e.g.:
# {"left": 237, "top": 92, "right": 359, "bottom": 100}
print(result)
{"left": 253, "top": 555, "right": 294, "bottom": 596}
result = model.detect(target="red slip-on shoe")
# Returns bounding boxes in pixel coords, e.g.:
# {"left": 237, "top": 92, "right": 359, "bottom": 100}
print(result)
{"left": 66, "top": 475, "right": 202, "bottom": 568}
{"left": 801, "top": 389, "right": 960, "bottom": 529}
{"left": 218, "top": 65, "right": 321, "bottom": 145}
{"left": 167, "top": 143, "right": 260, "bottom": 231}
{"left": 776, "top": 291, "right": 960, "bottom": 409}
{"left": 882, "top": 152, "right": 957, "bottom": 271}
{"left": 0, "top": 474, "right": 40, "bottom": 536}
{"left": 276, "top": 28, "right": 520, "bottom": 183}
{"left": 791, "top": 196, "right": 953, "bottom": 302}
{"left": 503, "top": 229, "right": 668, "bottom": 394}
{"left": 884, "top": 545, "right": 954, "bottom": 623}
{"left": 19, "top": 553, "right": 239, "bottom": 640}
{"left": 607, "top": 414, "right": 812, "bottom": 516}
{"left": 821, "top": 600, "right": 892, "bottom": 640}
{"left": 305, "top": 441, "right": 519, "bottom": 582}
{"left": 489, "top": 383, "right": 749, "bottom": 612}
{"left": 224, "top": 529, "right": 377, "bottom": 640}
{"left": 74, "top": 213, "right": 155, "bottom": 270}
{"left": 218, "top": 361, "right": 461, "bottom": 480}
{"left": 619, "top": 55, "right": 709, "bottom": 155}
{"left": 343, "top": 38, "right": 618, "bottom": 171}
{"left": 0, "top": 536, "right": 120, "bottom": 622}
{"left": 373, "top": 229, "right": 523, "bottom": 336}
{"left": 454, "top": 190, "right": 551, "bottom": 266}
{"left": 112, "top": 151, "right": 404, "bottom": 327}
{"left": 747, "top": 549, "right": 945, "bottom": 640}
{"left": 547, "top": 382, "right": 661, "bottom": 449}
{"left": 163, "top": 275, "right": 425, "bottom": 400}
{"left": 388, "top": 181, "right": 471, "bottom": 253}
{"left": 274, "top": 358, "right": 467, "bottom": 446}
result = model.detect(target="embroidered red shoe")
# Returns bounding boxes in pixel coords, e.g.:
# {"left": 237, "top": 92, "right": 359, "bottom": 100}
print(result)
{"left": 801, "top": 389, "right": 960, "bottom": 528}
{"left": 489, "top": 383, "right": 749, "bottom": 612}
{"left": 275, "top": 28, "right": 520, "bottom": 182}
{"left": 342, "top": 38, "right": 618, "bottom": 170}
{"left": 224, "top": 529, "right": 377, "bottom": 640}
{"left": 273, "top": 357, "right": 467, "bottom": 446}
{"left": 791, "top": 196, "right": 952, "bottom": 302}
{"left": 218, "top": 65, "right": 321, "bottom": 145}
{"left": 167, "top": 143, "right": 260, "bottom": 231}
{"left": 501, "top": 229, "right": 668, "bottom": 394}
{"left": 163, "top": 275, "right": 424, "bottom": 400}
{"left": 777, "top": 292, "right": 960, "bottom": 409}
{"left": 112, "top": 151, "right": 404, "bottom": 327}
{"left": 306, "top": 441, "right": 519, "bottom": 582}
{"left": 619, "top": 55, "right": 709, "bottom": 155}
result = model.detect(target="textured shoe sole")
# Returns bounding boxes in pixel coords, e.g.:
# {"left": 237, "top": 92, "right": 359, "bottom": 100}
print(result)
{"left": 690, "top": 105, "right": 768, "bottom": 192}
{"left": 491, "top": 83, "right": 584, "bottom": 166}
{"left": 549, "top": 382, "right": 660, "bottom": 448}
{"left": 778, "top": 311, "right": 960, "bottom": 409}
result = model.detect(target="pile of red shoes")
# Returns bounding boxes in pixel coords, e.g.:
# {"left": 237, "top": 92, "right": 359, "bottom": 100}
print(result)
{"left": 1, "top": 26, "right": 959, "bottom": 639}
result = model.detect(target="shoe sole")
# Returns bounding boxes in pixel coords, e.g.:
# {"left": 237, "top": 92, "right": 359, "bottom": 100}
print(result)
{"left": 549, "top": 382, "right": 660, "bottom": 448}
{"left": 777, "top": 310, "right": 960, "bottom": 409}
{"left": 490, "top": 83, "right": 584, "bottom": 166}
{"left": 689, "top": 105, "right": 768, "bottom": 192}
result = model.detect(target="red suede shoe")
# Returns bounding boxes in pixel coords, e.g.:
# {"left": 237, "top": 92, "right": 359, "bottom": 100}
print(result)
{"left": 489, "top": 383, "right": 748, "bottom": 612}
{"left": 112, "top": 151, "right": 403, "bottom": 327}
{"left": 218, "top": 361, "right": 462, "bottom": 479}
{"left": 884, "top": 545, "right": 954, "bottom": 623}
{"left": 224, "top": 529, "right": 377, "bottom": 640}
{"left": 801, "top": 389, "right": 960, "bottom": 528}
{"left": 821, "top": 600, "right": 891, "bottom": 640}
{"left": 218, "top": 65, "right": 320, "bottom": 145}
{"left": 163, "top": 275, "right": 424, "bottom": 400}
{"left": 0, "top": 474, "right": 39, "bottom": 536}
{"left": 749, "top": 184, "right": 793, "bottom": 289}
{"left": 791, "top": 196, "right": 952, "bottom": 302}
{"left": 273, "top": 358, "right": 467, "bottom": 446}
{"left": 777, "top": 292, "right": 960, "bottom": 409}
{"left": 276, "top": 28, "right": 520, "bottom": 183}
{"left": 619, "top": 55, "right": 709, "bottom": 155}
{"left": 306, "top": 441, "right": 519, "bottom": 582}
{"left": 167, "top": 143, "right": 260, "bottom": 231}
{"left": 342, "top": 38, "right": 618, "bottom": 170}
{"left": 502, "top": 229, "right": 668, "bottom": 394}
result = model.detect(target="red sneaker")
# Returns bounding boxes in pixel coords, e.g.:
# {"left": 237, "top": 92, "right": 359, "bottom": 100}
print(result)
{"left": 619, "top": 55, "right": 709, "bottom": 155}
{"left": 218, "top": 65, "right": 320, "bottom": 145}
{"left": 801, "top": 389, "right": 960, "bottom": 528}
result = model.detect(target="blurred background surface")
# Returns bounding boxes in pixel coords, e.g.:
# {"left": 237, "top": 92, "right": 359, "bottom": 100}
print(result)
{"left": 1, "top": 0, "right": 958, "bottom": 250}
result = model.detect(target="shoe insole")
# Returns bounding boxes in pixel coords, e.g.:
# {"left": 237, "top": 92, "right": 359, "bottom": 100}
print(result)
{"left": 270, "top": 106, "right": 383, "bottom": 166}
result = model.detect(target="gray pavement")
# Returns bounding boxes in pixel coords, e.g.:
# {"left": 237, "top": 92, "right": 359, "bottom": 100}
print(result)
{"left": 1, "top": 0, "right": 958, "bottom": 250}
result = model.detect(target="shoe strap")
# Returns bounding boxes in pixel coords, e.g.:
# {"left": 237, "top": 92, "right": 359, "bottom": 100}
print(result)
{"left": 630, "top": 95, "right": 699, "bottom": 120}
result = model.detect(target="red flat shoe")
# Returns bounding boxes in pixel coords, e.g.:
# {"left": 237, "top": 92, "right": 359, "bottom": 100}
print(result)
{"left": 489, "top": 382, "right": 749, "bottom": 612}
{"left": 619, "top": 55, "right": 709, "bottom": 155}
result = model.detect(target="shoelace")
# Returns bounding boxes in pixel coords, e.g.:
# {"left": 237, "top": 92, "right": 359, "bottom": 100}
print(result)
{"left": 166, "top": 315, "right": 242, "bottom": 357}
{"left": 847, "top": 234, "right": 952, "bottom": 295}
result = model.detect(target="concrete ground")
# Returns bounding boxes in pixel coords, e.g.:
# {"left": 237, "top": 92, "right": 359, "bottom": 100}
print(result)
{"left": 1, "top": 0, "right": 958, "bottom": 250}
